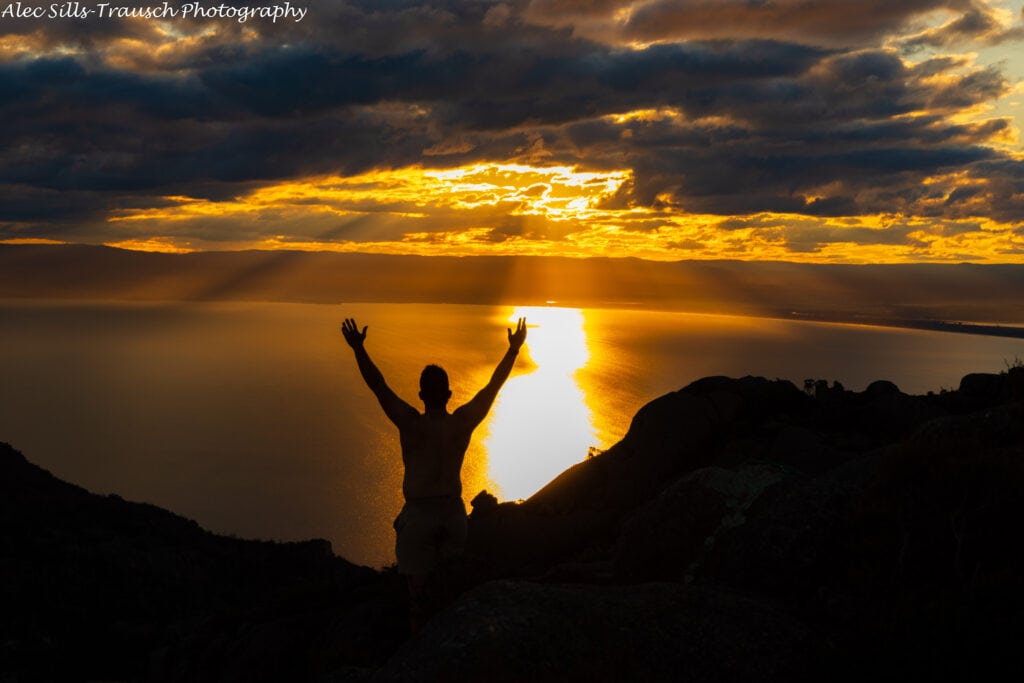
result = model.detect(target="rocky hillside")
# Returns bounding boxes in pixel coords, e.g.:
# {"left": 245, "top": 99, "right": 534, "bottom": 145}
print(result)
{"left": 4, "top": 366, "right": 1024, "bottom": 682}
{"left": 0, "top": 445, "right": 409, "bottom": 682}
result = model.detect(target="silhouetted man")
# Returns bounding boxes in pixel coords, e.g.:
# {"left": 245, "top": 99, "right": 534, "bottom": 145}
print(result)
{"left": 341, "top": 316, "right": 527, "bottom": 628}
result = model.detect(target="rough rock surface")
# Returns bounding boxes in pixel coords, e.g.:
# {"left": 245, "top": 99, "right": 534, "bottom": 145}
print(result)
{"left": 613, "top": 464, "right": 785, "bottom": 582}
{"left": 372, "top": 581, "right": 815, "bottom": 683}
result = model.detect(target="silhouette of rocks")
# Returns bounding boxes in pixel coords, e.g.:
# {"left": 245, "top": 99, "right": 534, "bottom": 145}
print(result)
{"left": 859, "top": 387, "right": 943, "bottom": 439}
{"left": 953, "top": 366, "right": 1024, "bottom": 408}
{"left": 461, "top": 370, "right": 1024, "bottom": 681}
{"left": 0, "top": 443, "right": 408, "bottom": 683}
{"left": 466, "top": 378, "right": 789, "bottom": 575}
{"left": 959, "top": 372, "right": 1005, "bottom": 398}
{"left": 469, "top": 489, "right": 500, "bottom": 517}
{"left": 465, "top": 387, "right": 735, "bottom": 575}
{"left": 371, "top": 581, "right": 814, "bottom": 683}
{"left": 5, "top": 366, "right": 1024, "bottom": 681}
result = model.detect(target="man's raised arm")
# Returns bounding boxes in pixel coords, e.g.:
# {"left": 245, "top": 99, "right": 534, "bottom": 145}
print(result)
{"left": 341, "top": 318, "right": 417, "bottom": 426}
{"left": 456, "top": 317, "right": 527, "bottom": 426}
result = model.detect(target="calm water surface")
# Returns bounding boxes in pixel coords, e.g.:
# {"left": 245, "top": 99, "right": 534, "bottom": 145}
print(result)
{"left": 2, "top": 300, "right": 1021, "bottom": 567}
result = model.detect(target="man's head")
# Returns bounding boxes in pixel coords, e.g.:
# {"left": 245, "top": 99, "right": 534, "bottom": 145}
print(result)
{"left": 419, "top": 364, "right": 452, "bottom": 409}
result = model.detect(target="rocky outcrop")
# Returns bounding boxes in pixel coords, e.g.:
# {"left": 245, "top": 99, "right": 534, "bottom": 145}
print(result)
{"left": 465, "top": 377, "right": 797, "bottom": 575}
{"left": 460, "top": 370, "right": 1024, "bottom": 681}
{"left": 0, "top": 443, "right": 408, "bottom": 683}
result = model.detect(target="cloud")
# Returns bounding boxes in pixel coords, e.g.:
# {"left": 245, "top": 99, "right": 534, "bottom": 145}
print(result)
{"left": 0, "top": 0, "right": 1023, "bottom": 261}
{"left": 901, "top": 1, "right": 1024, "bottom": 48}
{"left": 522, "top": 0, "right": 1016, "bottom": 48}
{"left": 623, "top": 0, "right": 945, "bottom": 46}
{"left": 541, "top": 47, "right": 1016, "bottom": 220}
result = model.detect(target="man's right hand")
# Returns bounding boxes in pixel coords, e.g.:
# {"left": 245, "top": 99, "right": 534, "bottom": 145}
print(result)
{"left": 341, "top": 318, "right": 367, "bottom": 349}
{"left": 508, "top": 317, "right": 527, "bottom": 352}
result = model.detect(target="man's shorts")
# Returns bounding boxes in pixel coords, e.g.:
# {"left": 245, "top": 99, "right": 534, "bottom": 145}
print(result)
{"left": 394, "top": 495, "right": 467, "bottom": 576}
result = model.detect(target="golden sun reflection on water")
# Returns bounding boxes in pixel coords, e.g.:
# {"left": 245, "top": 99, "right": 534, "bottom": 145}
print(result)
{"left": 481, "top": 306, "right": 598, "bottom": 501}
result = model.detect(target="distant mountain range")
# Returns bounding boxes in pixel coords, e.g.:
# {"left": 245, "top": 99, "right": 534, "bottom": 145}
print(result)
{"left": 3, "top": 244, "right": 1024, "bottom": 333}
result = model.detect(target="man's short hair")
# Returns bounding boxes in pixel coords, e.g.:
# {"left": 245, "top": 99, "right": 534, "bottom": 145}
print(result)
{"left": 420, "top": 364, "right": 450, "bottom": 401}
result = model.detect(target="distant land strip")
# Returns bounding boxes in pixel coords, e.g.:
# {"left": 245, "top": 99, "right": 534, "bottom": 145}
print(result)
{"left": 778, "top": 311, "right": 1024, "bottom": 340}
{"left": 3, "top": 245, "right": 1024, "bottom": 337}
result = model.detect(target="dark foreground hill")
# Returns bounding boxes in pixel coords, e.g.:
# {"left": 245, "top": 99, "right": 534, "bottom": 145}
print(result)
{"left": 3, "top": 366, "right": 1024, "bottom": 682}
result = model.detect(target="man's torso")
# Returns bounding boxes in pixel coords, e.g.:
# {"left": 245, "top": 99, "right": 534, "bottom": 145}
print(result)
{"left": 399, "top": 411, "right": 474, "bottom": 500}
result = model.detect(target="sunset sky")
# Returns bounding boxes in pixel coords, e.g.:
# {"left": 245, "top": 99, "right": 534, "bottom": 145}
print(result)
{"left": 2, "top": 0, "right": 1024, "bottom": 262}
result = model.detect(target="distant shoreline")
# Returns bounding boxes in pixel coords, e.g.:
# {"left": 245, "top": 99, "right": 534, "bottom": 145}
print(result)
{"left": 4, "top": 294, "right": 1024, "bottom": 343}
{"left": 3, "top": 245, "right": 1024, "bottom": 339}
{"left": 774, "top": 311, "right": 1024, "bottom": 340}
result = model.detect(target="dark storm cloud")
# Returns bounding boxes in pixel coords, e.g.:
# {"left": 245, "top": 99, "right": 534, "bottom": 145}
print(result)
{"left": 0, "top": 56, "right": 218, "bottom": 125}
{"left": 431, "top": 39, "right": 830, "bottom": 130}
{"left": 1, "top": 0, "right": 1023, "bottom": 238}
{"left": 606, "top": 135, "right": 1006, "bottom": 219}
{"left": 0, "top": 51, "right": 438, "bottom": 192}
{"left": 542, "top": 45, "right": 1016, "bottom": 218}
{"left": 197, "top": 48, "right": 431, "bottom": 115}
{"left": 0, "top": 185, "right": 109, "bottom": 224}
{"left": 0, "top": 36, "right": 828, "bottom": 191}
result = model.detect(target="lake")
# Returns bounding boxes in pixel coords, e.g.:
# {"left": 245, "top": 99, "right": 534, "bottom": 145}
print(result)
{"left": 2, "top": 299, "right": 1021, "bottom": 567}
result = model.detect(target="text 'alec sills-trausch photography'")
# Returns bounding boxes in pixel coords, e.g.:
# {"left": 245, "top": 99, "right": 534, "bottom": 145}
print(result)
{"left": 1, "top": 2, "right": 308, "bottom": 22}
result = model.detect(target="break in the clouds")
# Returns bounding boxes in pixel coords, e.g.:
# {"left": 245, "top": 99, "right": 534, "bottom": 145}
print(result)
{"left": 1, "top": 0, "right": 1024, "bottom": 261}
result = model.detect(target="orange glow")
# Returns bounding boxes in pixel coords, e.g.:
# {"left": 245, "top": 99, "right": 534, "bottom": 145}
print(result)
{"left": 110, "top": 163, "right": 633, "bottom": 226}
{"left": 103, "top": 237, "right": 196, "bottom": 253}
{"left": 0, "top": 237, "right": 68, "bottom": 245}
{"left": 481, "top": 306, "right": 597, "bottom": 500}
{"left": 0, "top": 33, "right": 41, "bottom": 59}
{"left": 97, "top": 159, "right": 1024, "bottom": 263}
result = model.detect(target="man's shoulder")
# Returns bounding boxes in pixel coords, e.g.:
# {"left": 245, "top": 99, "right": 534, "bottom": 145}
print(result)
{"left": 451, "top": 403, "right": 479, "bottom": 419}
{"left": 392, "top": 407, "right": 426, "bottom": 430}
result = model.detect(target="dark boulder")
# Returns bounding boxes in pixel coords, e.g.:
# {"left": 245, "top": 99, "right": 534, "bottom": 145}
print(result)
{"left": 911, "top": 400, "right": 1024, "bottom": 447}
{"left": 958, "top": 372, "right": 1004, "bottom": 398}
{"left": 614, "top": 464, "right": 785, "bottom": 582}
{"left": 864, "top": 380, "right": 900, "bottom": 398}
{"left": 696, "top": 454, "right": 879, "bottom": 597}
{"left": 860, "top": 388, "right": 945, "bottom": 440}
{"left": 682, "top": 375, "right": 809, "bottom": 423}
